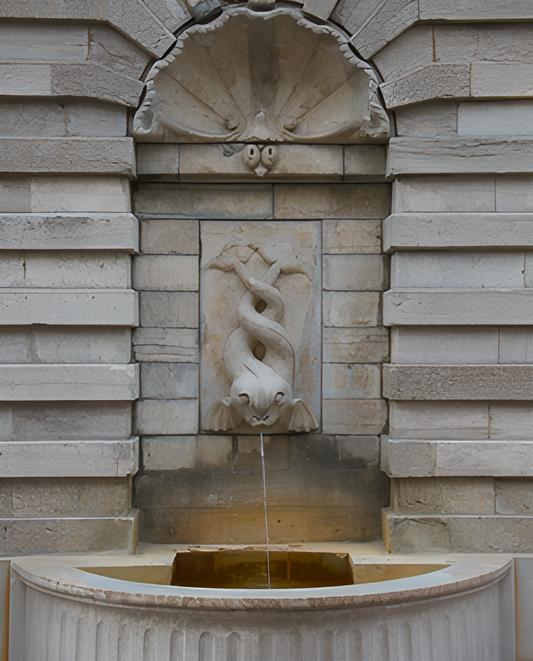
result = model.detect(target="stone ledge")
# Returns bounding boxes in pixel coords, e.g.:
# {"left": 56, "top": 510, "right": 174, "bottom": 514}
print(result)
{"left": 384, "top": 289, "right": 533, "bottom": 326}
{"left": 389, "top": 138, "right": 533, "bottom": 175}
{"left": 0, "top": 289, "right": 139, "bottom": 326}
{"left": 384, "top": 509, "right": 533, "bottom": 553}
{"left": 0, "top": 213, "right": 139, "bottom": 251}
{"left": 0, "top": 364, "right": 139, "bottom": 401}
{"left": 0, "top": 439, "right": 139, "bottom": 478}
{"left": 0, "top": 512, "right": 138, "bottom": 556}
{"left": 0, "top": 138, "right": 135, "bottom": 176}
{"left": 383, "top": 364, "right": 533, "bottom": 400}
{"left": 384, "top": 213, "right": 533, "bottom": 251}
{"left": 419, "top": 0, "right": 533, "bottom": 20}
{"left": 383, "top": 439, "right": 533, "bottom": 477}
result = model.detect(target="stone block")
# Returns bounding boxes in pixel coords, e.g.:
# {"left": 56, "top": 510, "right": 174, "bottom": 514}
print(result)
{"left": 344, "top": 145, "right": 387, "bottom": 179}
{"left": 419, "top": 0, "right": 533, "bottom": 19}
{"left": 496, "top": 176, "right": 533, "bottom": 212}
{"left": 437, "top": 441, "right": 533, "bottom": 477}
{"left": 323, "top": 255, "right": 386, "bottom": 291}
{"left": 0, "top": 137, "right": 134, "bottom": 176}
{"left": 489, "top": 403, "right": 533, "bottom": 441}
{"left": 142, "top": 0, "right": 190, "bottom": 32}
{"left": 133, "top": 328, "right": 199, "bottom": 363}
{"left": 384, "top": 364, "right": 533, "bottom": 401}
{"left": 142, "top": 436, "right": 197, "bottom": 471}
{"left": 322, "top": 219, "right": 382, "bottom": 254}
{"left": 107, "top": 0, "right": 175, "bottom": 57}
{"left": 385, "top": 289, "right": 533, "bottom": 326}
{"left": 179, "top": 144, "right": 343, "bottom": 181}
{"left": 384, "top": 440, "right": 436, "bottom": 477}
{"left": 0, "top": 439, "right": 138, "bottom": 478}
{"left": 389, "top": 137, "right": 533, "bottom": 176}
{"left": 350, "top": 0, "right": 418, "bottom": 59}
{"left": 88, "top": 24, "right": 151, "bottom": 79}
{"left": 140, "top": 363, "right": 198, "bottom": 399}
{"left": 139, "top": 292, "right": 198, "bottom": 328}
{"left": 391, "top": 477, "right": 495, "bottom": 515}
{"left": 323, "top": 364, "right": 381, "bottom": 399}
{"left": 0, "top": 99, "right": 127, "bottom": 137}
{"left": 391, "top": 327, "right": 499, "bottom": 365}
{"left": 389, "top": 401, "right": 489, "bottom": 440}
{"left": 0, "top": 513, "right": 138, "bottom": 556}
{"left": 133, "top": 255, "right": 198, "bottom": 291}
{"left": 0, "top": 402, "right": 132, "bottom": 441}
{"left": 0, "top": 251, "right": 131, "bottom": 288}
{"left": 195, "top": 436, "right": 233, "bottom": 469}
{"left": 0, "top": 213, "right": 138, "bottom": 251}
{"left": 0, "top": 477, "right": 131, "bottom": 517}
{"left": 302, "top": 0, "right": 338, "bottom": 20}
{"left": 137, "top": 144, "right": 180, "bottom": 177}
{"left": 0, "top": 63, "right": 53, "bottom": 96}
{"left": 335, "top": 436, "right": 380, "bottom": 468}
{"left": 135, "top": 399, "right": 198, "bottom": 436}
{"left": 140, "top": 219, "right": 199, "bottom": 255}
{"left": 383, "top": 512, "right": 453, "bottom": 553}
{"left": 0, "top": 289, "right": 138, "bottom": 326}
{"left": 0, "top": 21, "right": 88, "bottom": 61}
{"left": 384, "top": 213, "right": 533, "bottom": 251}
{"left": 373, "top": 25, "right": 433, "bottom": 81}
{"left": 395, "top": 101, "right": 458, "bottom": 137}
{"left": 323, "top": 327, "right": 389, "bottom": 363}
{"left": 471, "top": 62, "right": 533, "bottom": 99}
{"left": 381, "top": 64, "right": 470, "bottom": 110}
{"left": 323, "top": 291, "right": 381, "bottom": 327}
{"left": 274, "top": 184, "right": 391, "bottom": 219}
{"left": 322, "top": 399, "right": 387, "bottom": 435}
{"left": 495, "top": 479, "right": 533, "bottom": 515}
{"left": 0, "top": 178, "right": 31, "bottom": 212}
{"left": 391, "top": 250, "right": 527, "bottom": 289}
{"left": 393, "top": 176, "right": 495, "bottom": 213}
{"left": 499, "top": 328, "right": 533, "bottom": 364}
{"left": 458, "top": 101, "right": 533, "bottom": 137}
{"left": 30, "top": 176, "right": 131, "bottom": 213}
{"left": 134, "top": 184, "right": 272, "bottom": 219}
{"left": 0, "top": 327, "right": 131, "bottom": 364}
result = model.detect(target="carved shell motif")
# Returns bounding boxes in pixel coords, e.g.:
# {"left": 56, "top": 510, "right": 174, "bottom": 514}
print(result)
{"left": 133, "top": 7, "right": 390, "bottom": 143}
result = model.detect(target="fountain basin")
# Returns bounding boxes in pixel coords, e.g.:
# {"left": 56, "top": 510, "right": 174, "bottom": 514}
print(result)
{"left": 9, "top": 546, "right": 515, "bottom": 660}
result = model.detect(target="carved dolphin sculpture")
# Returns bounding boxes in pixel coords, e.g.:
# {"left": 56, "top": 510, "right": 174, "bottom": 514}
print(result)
{"left": 203, "top": 246, "right": 318, "bottom": 433}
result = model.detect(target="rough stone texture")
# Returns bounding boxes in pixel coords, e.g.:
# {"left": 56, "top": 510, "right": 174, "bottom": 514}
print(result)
{"left": 344, "top": 145, "right": 387, "bottom": 179}
{"left": 132, "top": 328, "right": 199, "bottom": 363}
{"left": 323, "top": 255, "right": 386, "bottom": 291}
{"left": 140, "top": 363, "right": 198, "bottom": 399}
{"left": 0, "top": 213, "right": 138, "bottom": 251}
{"left": 373, "top": 24, "right": 433, "bottom": 82}
{"left": 391, "top": 477, "right": 495, "bottom": 515}
{"left": 137, "top": 144, "right": 180, "bottom": 178}
{"left": 384, "top": 213, "right": 533, "bottom": 251}
{"left": 393, "top": 176, "right": 496, "bottom": 213}
{"left": 390, "top": 401, "right": 489, "bottom": 440}
{"left": 0, "top": 439, "right": 138, "bottom": 478}
{"left": 140, "top": 219, "right": 198, "bottom": 255}
{"left": 323, "top": 399, "right": 387, "bottom": 435}
{"left": 384, "top": 289, "right": 533, "bottom": 326}
{"left": 350, "top": 0, "right": 418, "bottom": 59}
{"left": 142, "top": 436, "right": 197, "bottom": 471}
{"left": 139, "top": 292, "right": 198, "bottom": 328}
{"left": 395, "top": 101, "right": 458, "bottom": 137}
{"left": 458, "top": 101, "right": 533, "bottom": 137}
{"left": 419, "top": 0, "right": 533, "bottom": 19}
{"left": 0, "top": 290, "right": 138, "bottom": 326}
{"left": 323, "top": 363, "right": 381, "bottom": 399}
{"left": 323, "top": 327, "right": 389, "bottom": 363}
{"left": 133, "top": 255, "right": 198, "bottom": 292}
{"left": 324, "top": 291, "right": 381, "bottom": 327}
{"left": 323, "top": 219, "right": 382, "bottom": 254}
{"left": 496, "top": 480, "right": 533, "bottom": 515}
{"left": 135, "top": 399, "right": 198, "bottom": 436}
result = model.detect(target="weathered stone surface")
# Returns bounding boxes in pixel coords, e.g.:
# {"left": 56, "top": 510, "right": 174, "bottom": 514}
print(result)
{"left": 489, "top": 403, "right": 533, "bottom": 441}
{"left": 471, "top": 62, "right": 533, "bottom": 99}
{"left": 0, "top": 513, "right": 138, "bottom": 556}
{"left": 88, "top": 24, "right": 151, "bottom": 79}
{"left": 323, "top": 363, "right": 381, "bottom": 399}
{"left": 142, "top": 436, "right": 197, "bottom": 471}
{"left": 0, "top": 22, "right": 88, "bottom": 61}
{"left": 0, "top": 213, "right": 138, "bottom": 251}
{"left": 195, "top": 436, "right": 233, "bottom": 470}
{"left": 391, "top": 251, "right": 526, "bottom": 289}
{"left": 0, "top": 251, "right": 130, "bottom": 288}
{"left": 323, "top": 399, "right": 387, "bottom": 435}
{"left": 0, "top": 137, "right": 134, "bottom": 175}
{"left": 0, "top": 364, "right": 139, "bottom": 401}
{"left": 133, "top": 255, "right": 198, "bottom": 291}
{"left": 391, "top": 328, "right": 499, "bottom": 365}
{"left": 322, "top": 219, "right": 382, "bottom": 254}
{"left": 389, "top": 138, "right": 533, "bottom": 175}
{"left": 381, "top": 64, "right": 470, "bottom": 110}
{"left": 323, "top": 327, "right": 389, "bottom": 363}
{"left": 332, "top": 0, "right": 382, "bottom": 36}
{"left": 139, "top": 292, "right": 198, "bottom": 328}
{"left": 499, "top": 328, "right": 533, "bottom": 364}
{"left": 382, "top": 439, "right": 436, "bottom": 477}
{"left": 275, "top": 184, "right": 391, "bottom": 219}
{"left": 324, "top": 292, "right": 381, "bottom": 327}
{"left": 0, "top": 439, "right": 138, "bottom": 478}
{"left": 0, "top": 402, "right": 132, "bottom": 441}
{"left": 137, "top": 144, "right": 180, "bottom": 178}
{"left": 0, "top": 327, "right": 131, "bottom": 364}
{"left": 344, "top": 145, "right": 387, "bottom": 179}
{"left": 393, "top": 176, "right": 495, "bottom": 213}
{"left": 385, "top": 289, "right": 533, "bottom": 326}
{"left": 384, "top": 213, "right": 533, "bottom": 251}
{"left": 391, "top": 477, "right": 495, "bottom": 515}
{"left": 350, "top": 0, "right": 418, "bottom": 59}
{"left": 496, "top": 479, "right": 533, "bottom": 515}
{"left": 133, "top": 328, "right": 199, "bottom": 363}
{"left": 140, "top": 218, "right": 198, "bottom": 255}
{"left": 373, "top": 25, "right": 433, "bottom": 82}
{"left": 135, "top": 399, "right": 198, "bottom": 436}
{"left": 29, "top": 176, "right": 131, "bottom": 213}
{"left": 0, "top": 290, "right": 138, "bottom": 326}
{"left": 419, "top": 0, "right": 533, "bottom": 19}
{"left": 395, "top": 101, "right": 458, "bottom": 137}
{"left": 390, "top": 401, "right": 489, "bottom": 440}
{"left": 140, "top": 363, "right": 198, "bottom": 399}
{"left": 302, "top": 0, "right": 339, "bottom": 20}
{"left": 323, "top": 255, "right": 386, "bottom": 291}
{"left": 496, "top": 176, "right": 533, "bottom": 212}
{"left": 0, "top": 178, "right": 31, "bottom": 213}
{"left": 135, "top": 184, "right": 272, "bottom": 219}
{"left": 458, "top": 101, "right": 533, "bottom": 137}
{"left": 0, "top": 477, "right": 131, "bottom": 517}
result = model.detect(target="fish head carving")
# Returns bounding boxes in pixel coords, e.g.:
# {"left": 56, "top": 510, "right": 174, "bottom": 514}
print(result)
{"left": 228, "top": 373, "right": 293, "bottom": 427}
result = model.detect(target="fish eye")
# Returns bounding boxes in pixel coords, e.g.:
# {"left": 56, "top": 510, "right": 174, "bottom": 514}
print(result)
{"left": 275, "top": 392, "right": 284, "bottom": 403}
{"left": 239, "top": 393, "right": 249, "bottom": 403}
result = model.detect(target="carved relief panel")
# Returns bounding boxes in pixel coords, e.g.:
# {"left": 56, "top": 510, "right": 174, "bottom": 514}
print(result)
{"left": 200, "top": 221, "right": 321, "bottom": 434}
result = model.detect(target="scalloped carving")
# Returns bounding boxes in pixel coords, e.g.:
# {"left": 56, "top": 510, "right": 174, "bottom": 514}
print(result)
{"left": 133, "top": 7, "right": 390, "bottom": 143}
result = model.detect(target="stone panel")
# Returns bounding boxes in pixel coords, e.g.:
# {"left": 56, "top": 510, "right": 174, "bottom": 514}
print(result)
{"left": 323, "top": 328, "right": 389, "bottom": 363}
{"left": 140, "top": 363, "right": 199, "bottom": 400}
{"left": 391, "top": 328, "right": 499, "bottom": 365}
{"left": 323, "top": 364, "right": 381, "bottom": 399}
{"left": 135, "top": 399, "right": 198, "bottom": 436}
{"left": 324, "top": 292, "right": 381, "bottom": 327}
{"left": 323, "top": 255, "right": 386, "bottom": 291}
{"left": 133, "top": 255, "right": 198, "bottom": 292}
{"left": 458, "top": 101, "right": 533, "bottom": 136}
{"left": 391, "top": 477, "right": 495, "bottom": 515}
{"left": 395, "top": 101, "right": 458, "bottom": 137}
{"left": 322, "top": 219, "right": 382, "bottom": 255}
{"left": 132, "top": 328, "right": 199, "bottom": 363}
{"left": 393, "top": 176, "right": 495, "bottom": 213}
{"left": 322, "top": 399, "right": 387, "bottom": 435}
{"left": 139, "top": 292, "right": 198, "bottom": 328}
{"left": 140, "top": 219, "right": 199, "bottom": 255}
{"left": 390, "top": 402, "right": 489, "bottom": 440}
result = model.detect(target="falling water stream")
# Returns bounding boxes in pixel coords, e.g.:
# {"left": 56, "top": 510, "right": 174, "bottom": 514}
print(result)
{"left": 260, "top": 433, "right": 271, "bottom": 589}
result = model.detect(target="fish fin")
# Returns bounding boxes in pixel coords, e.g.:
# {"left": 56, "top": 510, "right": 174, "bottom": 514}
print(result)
{"left": 288, "top": 399, "right": 319, "bottom": 433}
{"left": 203, "top": 399, "right": 238, "bottom": 432}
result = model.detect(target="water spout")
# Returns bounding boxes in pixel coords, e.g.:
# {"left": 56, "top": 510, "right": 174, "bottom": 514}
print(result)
{"left": 260, "top": 432, "right": 271, "bottom": 589}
